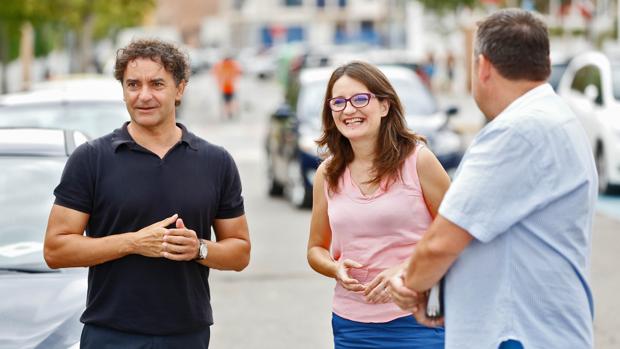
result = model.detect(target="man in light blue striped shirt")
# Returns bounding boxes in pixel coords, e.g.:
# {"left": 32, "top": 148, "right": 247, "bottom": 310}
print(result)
{"left": 389, "top": 9, "right": 596, "bottom": 349}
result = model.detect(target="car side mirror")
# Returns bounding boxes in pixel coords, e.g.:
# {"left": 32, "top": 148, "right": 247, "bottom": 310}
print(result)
{"left": 446, "top": 106, "right": 459, "bottom": 118}
{"left": 584, "top": 84, "right": 601, "bottom": 105}
{"left": 272, "top": 104, "right": 293, "bottom": 121}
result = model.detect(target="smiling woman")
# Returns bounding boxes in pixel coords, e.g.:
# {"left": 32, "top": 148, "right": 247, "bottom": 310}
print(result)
{"left": 307, "top": 61, "right": 450, "bottom": 349}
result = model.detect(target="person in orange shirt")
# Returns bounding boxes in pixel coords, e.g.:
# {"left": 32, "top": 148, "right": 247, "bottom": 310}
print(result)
{"left": 213, "top": 56, "right": 242, "bottom": 119}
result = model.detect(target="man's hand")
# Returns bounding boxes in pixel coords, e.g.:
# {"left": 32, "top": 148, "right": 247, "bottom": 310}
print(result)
{"left": 364, "top": 265, "right": 401, "bottom": 304}
{"left": 335, "top": 259, "right": 366, "bottom": 292}
{"left": 132, "top": 213, "right": 178, "bottom": 258}
{"left": 162, "top": 218, "right": 201, "bottom": 261}
{"left": 388, "top": 271, "right": 444, "bottom": 327}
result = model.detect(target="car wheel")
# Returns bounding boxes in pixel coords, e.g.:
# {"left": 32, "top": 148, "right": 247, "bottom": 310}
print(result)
{"left": 286, "top": 160, "right": 312, "bottom": 209}
{"left": 268, "top": 174, "right": 284, "bottom": 197}
{"left": 596, "top": 146, "right": 610, "bottom": 194}
{"left": 267, "top": 155, "right": 284, "bottom": 197}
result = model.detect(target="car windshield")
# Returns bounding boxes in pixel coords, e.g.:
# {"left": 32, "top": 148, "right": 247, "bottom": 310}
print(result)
{"left": 0, "top": 101, "right": 129, "bottom": 138}
{"left": 549, "top": 63, "right": 568, "bottom": 91}
{"left": 0, "top": 156, "right": 66, "bottom": 271}
{"left": 612, "top": 64, "right": 620, "bottom": 101}
{"left": 298, "top": 74, "right": 438, "bottom": 127}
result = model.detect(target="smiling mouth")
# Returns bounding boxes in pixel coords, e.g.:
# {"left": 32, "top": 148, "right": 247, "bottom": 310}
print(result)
{"left": 136, "top": 106, "right": 157, "bottom": 111}
{"left": 344, "top": 117, "right": 364, "bottom": 126}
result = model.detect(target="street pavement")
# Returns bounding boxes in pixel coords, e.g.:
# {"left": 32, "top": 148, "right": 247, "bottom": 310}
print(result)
{"left": 180, "top": 72, "right": 619, "bottom": 348}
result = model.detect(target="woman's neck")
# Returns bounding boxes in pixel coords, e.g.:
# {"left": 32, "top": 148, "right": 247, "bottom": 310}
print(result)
{"left": 349, "top": 138, "right": 376, "bottom": 165}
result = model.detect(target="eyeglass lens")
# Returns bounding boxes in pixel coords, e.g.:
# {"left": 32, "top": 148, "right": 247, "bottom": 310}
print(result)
{"left": 330, "top": 93, "right": 371, "bottom": 111}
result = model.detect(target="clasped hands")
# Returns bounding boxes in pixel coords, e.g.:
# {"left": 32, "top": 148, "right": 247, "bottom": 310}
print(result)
{"left": 133, "top": 213, "right": 200, "bottom": 261}
{"left": 335, "top": 259, "right": 396, "bottom": 304}
{"left": 336, "top": 259, "right": 443, "bottom": 327}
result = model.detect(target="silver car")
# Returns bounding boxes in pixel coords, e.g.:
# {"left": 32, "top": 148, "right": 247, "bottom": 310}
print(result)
{"left": 0, "top": 128, "right": 87, "bottom": 349}
{"left": 0, "top": 77, "right": 130, "bottom": 139}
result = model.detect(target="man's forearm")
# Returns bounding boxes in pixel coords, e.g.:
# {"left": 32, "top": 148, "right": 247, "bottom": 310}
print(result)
{"left": 404, "top": 243, "right": 453, "bottom": 292}
{"left": 44, "top": 232, "right": 136, "bottom": 269}
{"left": 196, "top": 238, "right": 250, "bottom": 271}
{"left": 404, "top": 215, "right": 473, "bottom": 292}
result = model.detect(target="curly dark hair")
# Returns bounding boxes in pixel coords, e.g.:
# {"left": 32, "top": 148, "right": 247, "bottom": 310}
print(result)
{"left": 317, "top": 61, "right": 426, "bottom": 194}
{"left": 114, "top": 38, "right": 190, "bottom": 87}
{"left": 475, "top": 9, "right": 550, "bottom": 81}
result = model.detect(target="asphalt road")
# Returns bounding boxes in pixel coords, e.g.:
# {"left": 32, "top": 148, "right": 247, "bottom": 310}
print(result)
{"left": 181, "top": 72, "right": 620, "bottom": 349}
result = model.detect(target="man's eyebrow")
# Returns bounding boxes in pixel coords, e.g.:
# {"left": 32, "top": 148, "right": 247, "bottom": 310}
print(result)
{"left": 150, "top": 78, "right": 165, "bottom": 84}
{"left": 125, "top": 79, "right": 139, "bottom": 84}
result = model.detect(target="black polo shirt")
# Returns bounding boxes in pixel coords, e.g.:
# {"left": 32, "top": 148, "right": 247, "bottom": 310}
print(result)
{"left": 54, "top": 122, "right": 244, "bottom": 335}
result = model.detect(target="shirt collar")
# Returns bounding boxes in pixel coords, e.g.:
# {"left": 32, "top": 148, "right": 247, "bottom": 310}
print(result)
{"left": 111, "top": 122, "right": 199, "bottom": 152}
{"left": 499, "top": 83, "right": 554, "bottom": 118}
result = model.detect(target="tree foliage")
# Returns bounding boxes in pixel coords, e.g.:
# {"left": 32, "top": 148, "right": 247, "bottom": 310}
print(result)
{"left": 0, "top": 0, "right": 155, "bottom": 62}
{"left": 416, "top": 0, "right": 478, "bottom": 13}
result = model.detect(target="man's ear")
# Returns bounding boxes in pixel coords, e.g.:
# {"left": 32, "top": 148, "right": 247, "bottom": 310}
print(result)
{"left": 477, "top": 54, "right": 492, "bottom": 84}
{"left": 175, "top": 80, "right": 187, "bottom": 102}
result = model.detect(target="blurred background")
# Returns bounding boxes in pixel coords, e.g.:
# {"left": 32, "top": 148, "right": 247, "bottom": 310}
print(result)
{"left": 1, "top": 1, "right": 619, "bottom": 348}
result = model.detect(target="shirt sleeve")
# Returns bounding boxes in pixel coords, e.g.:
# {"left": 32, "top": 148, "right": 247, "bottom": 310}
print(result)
{"left": 215, "top": 150, "right": 245, "bottom": 219}
{"left": 53, "top": 143, "right": 95, "bottom": 214}
{"left": 438, "top": 125, "right": 553, "bottom": 243}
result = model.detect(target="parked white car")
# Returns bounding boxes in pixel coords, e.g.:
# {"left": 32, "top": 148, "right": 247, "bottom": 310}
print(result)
{"left": 0, "top": 76, "right": 129, "bottom": 139}
{"left": 557, "top": 51, "right": 620, "bottom": 193}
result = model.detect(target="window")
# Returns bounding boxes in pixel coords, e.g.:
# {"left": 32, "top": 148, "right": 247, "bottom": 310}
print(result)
{"left": 284, "top": 0, "right": 303, "bottom": 6}
{"left": 571, "top": 65, "right": 603, "bottom": 105}
{"left": 611, "top": 64, "right": 620, "bottom": 101}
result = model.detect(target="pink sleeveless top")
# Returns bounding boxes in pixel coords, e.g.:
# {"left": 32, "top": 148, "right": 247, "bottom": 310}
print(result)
{"left": 325, "top": 145, "right": 433, "bottom": 323}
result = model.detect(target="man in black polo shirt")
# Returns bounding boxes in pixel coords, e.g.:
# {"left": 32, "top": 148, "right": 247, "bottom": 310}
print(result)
{"left": 43, "top": 39, "right": 250, "bottom": 348}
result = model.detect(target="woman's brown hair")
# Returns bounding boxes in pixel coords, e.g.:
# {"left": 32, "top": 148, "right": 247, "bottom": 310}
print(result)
{"left": 317, "top": 61, "right": 426, "bottom": 194}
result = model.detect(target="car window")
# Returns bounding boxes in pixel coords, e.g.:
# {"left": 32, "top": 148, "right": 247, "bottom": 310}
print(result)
{"left": 0, "top": 157, "right": 66, "bottom": 269}
{"left": 0, "top": 101, "right": 129, "bottom": 138}
{"left": 298, "top": 74, "right": 438, "bottom": 126}
{"left": 549, "top": 63, "right": 568, "bottom": 91}
{"left": 612, "top": 64, "right": 620, "bottom": 101}
{"left": 570, "top": 65, "right": 603, "bottom": 105}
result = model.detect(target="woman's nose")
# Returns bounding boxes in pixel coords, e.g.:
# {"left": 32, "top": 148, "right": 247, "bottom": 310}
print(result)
{"left": 342, "top": 100, "right": 357, "bottom": 114}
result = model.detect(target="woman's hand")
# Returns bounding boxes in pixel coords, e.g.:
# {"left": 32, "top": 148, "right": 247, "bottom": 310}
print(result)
{"left": 363, "top": 265, "right": 402, "bottom": 304}
{"left": 335, "top": 259, "right": 366, "bottom": 292}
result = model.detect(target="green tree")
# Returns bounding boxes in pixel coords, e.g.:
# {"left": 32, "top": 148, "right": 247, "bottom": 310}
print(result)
{"left": 0, "top": 0, "right": 155, "bottom": 92}
{"left": 58, "top": 0, "right": 156, "bottom": 72}
{"left": 416, "top": 0, "right": 478, "bottom": 13}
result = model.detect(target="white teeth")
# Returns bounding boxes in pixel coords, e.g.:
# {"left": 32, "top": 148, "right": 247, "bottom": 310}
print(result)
{"left": 344, "top": 118, "right": 363, "bottom": 125}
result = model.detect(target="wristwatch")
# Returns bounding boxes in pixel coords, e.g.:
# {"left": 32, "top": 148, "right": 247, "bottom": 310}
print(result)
{"left": 197, "top": 239, "right": 208, "bottom": 260}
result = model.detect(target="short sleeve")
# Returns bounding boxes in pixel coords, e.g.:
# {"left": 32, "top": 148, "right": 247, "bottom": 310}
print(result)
{"left": 438, "top": 125, "right": 553, "bottom": 243}
{"left": 215, "top": 150, "right": 245, "bottom": 219}
{"left": 53, "top": 143, "right": 95, "bottom": 214}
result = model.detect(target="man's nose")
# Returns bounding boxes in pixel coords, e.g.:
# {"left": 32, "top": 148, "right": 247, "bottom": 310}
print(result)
{"left": 138, "top": 86, "right": 153, "bottom": 101}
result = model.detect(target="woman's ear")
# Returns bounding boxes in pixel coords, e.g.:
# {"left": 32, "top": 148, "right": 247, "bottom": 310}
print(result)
{"left": 380, "top": 99, "right": 390, "bottom": 117}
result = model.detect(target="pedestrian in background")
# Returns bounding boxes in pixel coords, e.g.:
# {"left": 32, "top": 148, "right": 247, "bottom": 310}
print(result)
{"left": 44, "top": 39, "right": 251, "bottom": 348}
{"left": 444, "top": 50, "right": 455, "bottom": 93}
{"left": 389, "top": 9, "right": 597, "bottom": 349}
{"left": 213, "top": 55, "right": 242, "bottom": 120}
{"left": 307, "top": 61, "right": 450, "bottom": 348}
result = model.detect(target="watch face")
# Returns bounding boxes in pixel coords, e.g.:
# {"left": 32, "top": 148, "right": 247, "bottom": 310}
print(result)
{"left": 199, "top": 243, "right": 208, "bottom": 259}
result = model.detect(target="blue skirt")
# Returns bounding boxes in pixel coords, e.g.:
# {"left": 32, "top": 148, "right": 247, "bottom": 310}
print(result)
{"left": 332, "top": 313, "right": 444, "bottom": 349}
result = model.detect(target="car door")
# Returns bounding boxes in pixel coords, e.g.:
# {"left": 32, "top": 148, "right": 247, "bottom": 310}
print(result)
{"left": 563, "top": 63, "right": 605, "bottom": 148}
